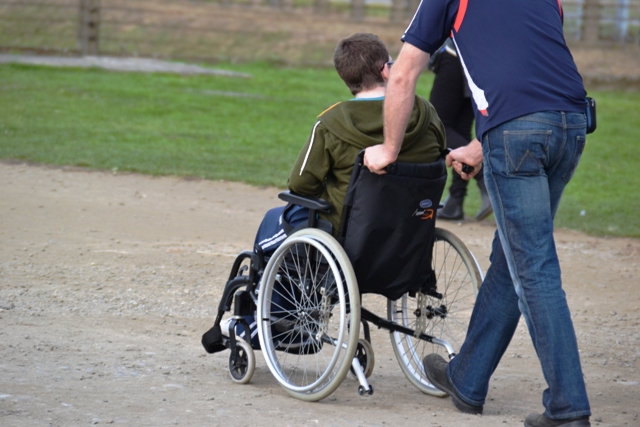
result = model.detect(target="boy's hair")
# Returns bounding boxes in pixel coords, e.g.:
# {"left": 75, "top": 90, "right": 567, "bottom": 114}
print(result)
{"left": 333, "top": 33, "right": 389, "bottom": 96}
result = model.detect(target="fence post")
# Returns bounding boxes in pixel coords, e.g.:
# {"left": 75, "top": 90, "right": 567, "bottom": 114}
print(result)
{"left": 406, "top": 0, "right": 420, "bottom": 20}
{"left": 78, "top": 0, "right": 101, "bottom": 56}
{"left": 582, "top": 0, "right": 600, "bottom": 44}
{"left": 616, "top": 0, "right": 630, "bottom": 42}
{"left": 314, "top": 0, "right": 330, "bottom": 14}
{"left": 351, "top": 0, "right": 365, "bottom": 21}
{"left": 390, "top": 0, "right": 406, "bottom": 23}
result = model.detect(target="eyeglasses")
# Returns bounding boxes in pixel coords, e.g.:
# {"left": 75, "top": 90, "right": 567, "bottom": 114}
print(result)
{"left": 380, "top": 60, "right": 395, "bottom": 72}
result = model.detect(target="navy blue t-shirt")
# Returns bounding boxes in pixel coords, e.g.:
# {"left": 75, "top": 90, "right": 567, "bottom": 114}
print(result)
{"left": 403, "top": 0, "right": 586, "bottom": 138}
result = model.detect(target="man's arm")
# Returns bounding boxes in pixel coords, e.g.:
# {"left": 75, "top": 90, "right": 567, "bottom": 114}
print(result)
{"left": 364, "top": 43, "right": 431, "bottom": 174}
{"left": 446, "top": 138, "right": 483, "bottom": 180}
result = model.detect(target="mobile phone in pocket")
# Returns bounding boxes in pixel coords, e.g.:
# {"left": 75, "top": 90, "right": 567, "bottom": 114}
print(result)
{"left": 586, "top": 97, "right": 597, "bottom": 134}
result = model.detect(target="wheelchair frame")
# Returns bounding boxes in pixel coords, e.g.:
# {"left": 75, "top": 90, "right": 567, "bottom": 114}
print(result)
{"left": 203, "top": 192, "right": 483, "bottom": 401}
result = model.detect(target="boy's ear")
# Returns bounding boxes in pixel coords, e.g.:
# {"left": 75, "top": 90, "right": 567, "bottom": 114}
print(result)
{"left": 382, "top": 63, "right": 391, "bottom": 81}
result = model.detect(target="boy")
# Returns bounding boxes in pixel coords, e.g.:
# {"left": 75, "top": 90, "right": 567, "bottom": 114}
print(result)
{"left": 225, "top": 33, "right": 447, "bottom": 347}
{"left": 254, "top": 32, "right": 446, "bottom": 253}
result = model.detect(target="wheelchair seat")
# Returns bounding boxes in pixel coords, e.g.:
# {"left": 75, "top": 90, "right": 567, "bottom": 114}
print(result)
{"left": 339, "top": 152, "right": 447, "bottom": 300}
{"left": 281, "top": 151, "right": 447, "bottom": 300}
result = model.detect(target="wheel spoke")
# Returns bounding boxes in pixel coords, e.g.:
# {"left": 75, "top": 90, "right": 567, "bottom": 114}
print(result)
{"left": 257, "top": 229, "right": 360, "bottom": 401}
{"left": 388, "top": 228, "right": 481, "bottom": 396}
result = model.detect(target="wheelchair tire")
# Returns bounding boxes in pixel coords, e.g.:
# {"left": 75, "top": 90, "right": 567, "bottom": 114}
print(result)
{"left": 257, "top": 228, "right": 361, "bottom": 402}
{"left": 388, "top": 227, "right": 483, "bottom": 396}
{"left": 228, "top": 339, "right": 256, "bottom": 384}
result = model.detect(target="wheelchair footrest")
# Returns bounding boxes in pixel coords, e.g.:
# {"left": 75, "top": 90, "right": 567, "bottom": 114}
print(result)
{"left": 201, "top": 324, "right": 227, "bottom": 354}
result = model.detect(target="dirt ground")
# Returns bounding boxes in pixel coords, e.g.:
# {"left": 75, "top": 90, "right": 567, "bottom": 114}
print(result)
{"left": 0, "top": 161, "right": 638, "bottom": 427}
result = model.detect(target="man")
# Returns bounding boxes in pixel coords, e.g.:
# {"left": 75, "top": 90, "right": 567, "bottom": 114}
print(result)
{"left": 364, "top": 1, "right": 591, "bottom": 426}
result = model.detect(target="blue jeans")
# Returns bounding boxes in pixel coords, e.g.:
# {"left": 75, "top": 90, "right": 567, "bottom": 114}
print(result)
{"left": 447, "top": 111, "right": 591, "bottom": 419}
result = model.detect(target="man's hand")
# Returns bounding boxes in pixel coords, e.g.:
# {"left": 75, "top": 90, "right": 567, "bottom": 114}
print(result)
{"left": 364, "top": 144, "right": 397, "bottom": 175}
{"left": 446, "top": 138, "right": 484, "bottom": 180}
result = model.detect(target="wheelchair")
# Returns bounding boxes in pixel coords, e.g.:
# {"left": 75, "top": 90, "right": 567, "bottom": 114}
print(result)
{"left": 202, "top": 153, "right": 483, "bottom": 402}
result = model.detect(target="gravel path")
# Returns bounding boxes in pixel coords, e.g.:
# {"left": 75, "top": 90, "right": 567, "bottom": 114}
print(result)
{"left": 0, "top": 162, "right": 638, "bottom": 426}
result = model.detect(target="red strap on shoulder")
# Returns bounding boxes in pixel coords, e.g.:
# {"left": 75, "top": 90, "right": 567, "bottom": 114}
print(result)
{"left": 453, "top": 0, "right": 468, "bottom": 32}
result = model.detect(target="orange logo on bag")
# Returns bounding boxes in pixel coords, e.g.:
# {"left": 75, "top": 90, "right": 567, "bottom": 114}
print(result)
{"left": 421, "top": 209, "right": 434, "bottom": 220}
{"left": 413, "top": 208, "right": 435, "bottom": 220}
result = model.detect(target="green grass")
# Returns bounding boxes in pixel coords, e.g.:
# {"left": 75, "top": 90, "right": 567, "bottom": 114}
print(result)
{"left": 440, "top": 90, "right": 640, "bottom": 239}
{"left": 0, "top": 62, "right": 351, "bottom": 186}
{"left": 1, "top": 63, "right": 639, "bottom": 238}
{"left": 553, "top": 91, "right": 640, "bottom": 237}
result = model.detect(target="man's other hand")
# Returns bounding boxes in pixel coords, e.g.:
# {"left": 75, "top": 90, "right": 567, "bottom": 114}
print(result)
{"left": 446, "top": 138, "right": 484, "bottom": 180}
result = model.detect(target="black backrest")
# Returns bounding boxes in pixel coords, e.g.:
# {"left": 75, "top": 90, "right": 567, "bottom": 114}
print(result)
{"left": 338, "top": 152, "right": 447, "bottom": 301}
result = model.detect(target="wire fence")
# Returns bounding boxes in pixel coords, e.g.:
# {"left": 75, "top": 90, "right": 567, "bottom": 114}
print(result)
{"left": 1, "top": 0, "right": 639, "bottom": 63}
{"left": 563, "top": 0, "right": 640, "bottom": 42}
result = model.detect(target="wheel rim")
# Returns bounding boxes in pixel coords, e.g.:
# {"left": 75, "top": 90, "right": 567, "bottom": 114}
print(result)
{"left": 257, "top": 230, "right": 360, "bottom": 400}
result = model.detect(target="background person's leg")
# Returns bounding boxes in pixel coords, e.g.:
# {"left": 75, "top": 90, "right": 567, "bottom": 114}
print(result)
{"left": 438, "top": 170, "right": 467, "bottom": 220}
{"left": 473, "top": 170, "right": 493, "bottom": 220}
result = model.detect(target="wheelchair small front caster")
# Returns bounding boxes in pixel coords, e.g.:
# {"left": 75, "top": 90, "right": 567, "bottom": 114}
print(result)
{"left": 358, "top": 385, "right": 374, "bottom": 396}
{"left": 350, "top": 339, "right": 375, "bottom": 379}
{"left": 228, "top": 339, "right": 255, "bottom": 384}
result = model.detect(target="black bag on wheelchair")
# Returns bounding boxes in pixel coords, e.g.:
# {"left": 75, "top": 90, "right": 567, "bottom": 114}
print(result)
{"left": 339, "top": 154, "right": 447, "bottom": 301}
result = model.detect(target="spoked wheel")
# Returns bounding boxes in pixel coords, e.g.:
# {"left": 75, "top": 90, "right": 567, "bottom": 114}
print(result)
{"left": 228, "top": 339, "right": 256, "bottom": 384}
{"left": 388, "top": 227, "right": 483, "bottom": 395}
{"left": 257, "top": 228, "right": 361, "bottom": 402}
{"left": 350, "top": 338, "right": 375, "bottom": 379}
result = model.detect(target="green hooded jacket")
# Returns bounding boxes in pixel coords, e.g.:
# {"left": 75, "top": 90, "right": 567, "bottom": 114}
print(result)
{"left": 288, "top": 95, "right": 446, "bottom": 236}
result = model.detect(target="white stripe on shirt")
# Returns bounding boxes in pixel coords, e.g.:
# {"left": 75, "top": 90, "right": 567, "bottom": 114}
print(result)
{"left": 299, "top": 121, "right": 321, "bottom": 176}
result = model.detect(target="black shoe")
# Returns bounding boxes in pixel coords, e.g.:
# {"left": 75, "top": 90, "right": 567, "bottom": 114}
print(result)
{"left": 524, "top": 413, "right": 591, "bottom": 427}
{"left": 474, "top": 177, "right": 493, "bottom": 221}
{"left": 422, "top": 354, "right": 483, "bottom": 415}
{"left": 437, "top": 195, "right": 464, "bottom": 220}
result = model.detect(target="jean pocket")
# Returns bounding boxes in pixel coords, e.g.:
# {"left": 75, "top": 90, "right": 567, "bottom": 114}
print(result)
{"left": 503, "top": 130, "right": 551, "bottom": 176}
{"left": 563, "top": 135, "right": 587, "bottom": 183}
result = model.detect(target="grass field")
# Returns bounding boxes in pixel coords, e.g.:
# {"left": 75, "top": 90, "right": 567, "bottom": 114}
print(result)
{"left": 1, "top": 62, "right": 639, "bottom": 238}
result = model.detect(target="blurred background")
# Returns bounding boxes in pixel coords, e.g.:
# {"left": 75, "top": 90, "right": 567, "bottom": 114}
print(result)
{"left": 1, "top": 0, "right": 639, "bottom": 238}
{"left": 1, "top": 0, "right": 639, "bottom": 66}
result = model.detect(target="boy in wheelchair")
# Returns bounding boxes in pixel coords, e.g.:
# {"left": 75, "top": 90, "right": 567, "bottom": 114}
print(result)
{"left": 225, "top": 32, "right": 446, "bottom": 347}
{"left": 256, "top": 32, "right": 446, "bottom": 251}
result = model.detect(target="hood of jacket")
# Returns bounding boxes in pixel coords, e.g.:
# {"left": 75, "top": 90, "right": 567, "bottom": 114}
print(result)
{"left": 317, "top": 95, "right": 436, "bottom": 151}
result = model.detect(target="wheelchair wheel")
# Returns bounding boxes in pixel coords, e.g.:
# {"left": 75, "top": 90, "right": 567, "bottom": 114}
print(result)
{"left": 228, "top": 339, "right": 255, "bottom": 384}
{"left": 388, "top": 227, "right": 483, "bottom": 396}
{"left": 257, "top": 228, "right": 361, "bottom": 402}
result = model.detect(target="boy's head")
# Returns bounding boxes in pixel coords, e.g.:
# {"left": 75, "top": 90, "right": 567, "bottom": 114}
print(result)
{"left": 333, "top": 33, "right": 390, "bottom": 96}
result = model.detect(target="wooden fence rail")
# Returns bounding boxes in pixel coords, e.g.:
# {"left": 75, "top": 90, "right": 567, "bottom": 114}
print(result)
{"left": 0, "top": 0, "right": 638, "bottom": 63}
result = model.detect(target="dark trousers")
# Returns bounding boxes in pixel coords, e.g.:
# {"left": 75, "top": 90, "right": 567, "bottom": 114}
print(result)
{"left": 429, "top": 53, "right": 484, "bottom": 198}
